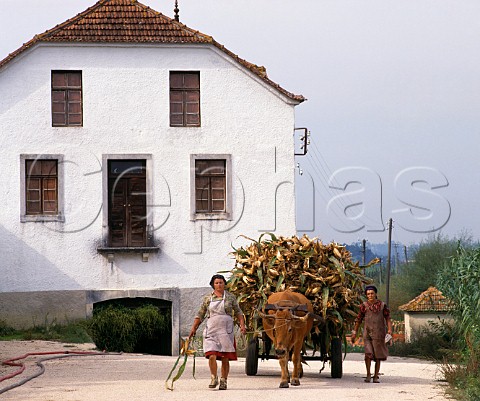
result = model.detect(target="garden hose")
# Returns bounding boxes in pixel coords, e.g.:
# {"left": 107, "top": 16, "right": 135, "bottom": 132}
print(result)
{"left": 0, "top": 350, "right": 119, "bottom": 395}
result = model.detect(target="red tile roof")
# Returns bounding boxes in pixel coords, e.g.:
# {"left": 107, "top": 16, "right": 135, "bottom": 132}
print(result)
{"left": 399, "top": 286, "right": 454, "bottom": 312}
{"left": 0, "top": 0, "right": 304, "bottom": 103}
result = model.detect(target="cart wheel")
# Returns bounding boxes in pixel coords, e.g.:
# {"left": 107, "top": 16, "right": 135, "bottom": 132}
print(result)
{"left": 245, "top": 338, "right": 259, "bottom": 376}
{"left": 330, "top": 337, "right": 343, "bottom": 378}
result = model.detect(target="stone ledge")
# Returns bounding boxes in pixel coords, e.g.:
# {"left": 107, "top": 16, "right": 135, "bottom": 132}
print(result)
{"left": 97, "top": 246, "right": 160, "bottom": 262}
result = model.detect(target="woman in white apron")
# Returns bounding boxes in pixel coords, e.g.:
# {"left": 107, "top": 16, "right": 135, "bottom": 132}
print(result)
{"left": 189, "top": 274, "right": 246, "bottom": 390}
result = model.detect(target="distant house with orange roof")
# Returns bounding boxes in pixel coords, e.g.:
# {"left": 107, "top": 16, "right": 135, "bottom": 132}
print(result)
{"left": 399, "top": 286, "right": 454, "bottom": 342}
{"left": 0, "top": 0, "right": 305, "bottom": 355}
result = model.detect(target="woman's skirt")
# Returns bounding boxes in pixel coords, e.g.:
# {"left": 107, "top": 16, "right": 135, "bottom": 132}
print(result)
{"left": 363, "top": 334, "right": 388, "bottom": 361}
{"left": 203, "top": 314, "right": 237, "bottom": 360}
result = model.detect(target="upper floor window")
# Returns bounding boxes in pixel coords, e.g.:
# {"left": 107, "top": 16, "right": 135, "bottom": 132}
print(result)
{"left": 20, "top": 155, "right": 64, "bottom": 222}
{"left": 52, "top": 71, "right": 82, "bottom": 127}
{"left": 170, "top": 72, "right": 200, "bottom": 127}
{"left": 191, "top": 155, "right": 232, "bottom": 220}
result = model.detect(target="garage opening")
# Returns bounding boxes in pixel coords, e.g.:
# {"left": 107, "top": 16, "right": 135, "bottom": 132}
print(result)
{"left": 92, "top": 298, "right": 172, "bottom": 355}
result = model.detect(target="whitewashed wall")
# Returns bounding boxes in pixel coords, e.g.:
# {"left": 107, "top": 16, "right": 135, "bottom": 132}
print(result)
{"left": 403, "top": 312, "right": 454, "bottom": 342}
{"left": 0, "top": 43, "right": 298, "bottom": 295}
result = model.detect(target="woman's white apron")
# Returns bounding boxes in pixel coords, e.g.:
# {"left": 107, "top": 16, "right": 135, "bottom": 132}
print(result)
{"left": 203, "top": 293, "right": 235, "bottom": 353}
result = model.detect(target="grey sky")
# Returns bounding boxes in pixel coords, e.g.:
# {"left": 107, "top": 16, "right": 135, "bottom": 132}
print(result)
{"left": 1, "top": 0, "right": 479, "bottom": 246}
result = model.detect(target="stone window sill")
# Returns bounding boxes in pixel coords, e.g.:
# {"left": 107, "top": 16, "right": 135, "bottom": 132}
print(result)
{"left": 97, "top": 246, "right": 160, "bottom": 262}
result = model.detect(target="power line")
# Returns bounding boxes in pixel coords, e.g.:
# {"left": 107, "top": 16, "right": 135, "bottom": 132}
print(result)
{"left": 309, "top": 140, "right": 385, "bottom": 230}
{"left": 303, "top": 140, "right": 385, "bottom": 232}
{"left": 297, "top": 162, "right": 358, "bottom": 233}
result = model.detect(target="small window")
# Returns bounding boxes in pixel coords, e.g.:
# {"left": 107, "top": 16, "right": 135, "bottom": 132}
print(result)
{"left": 195, "top": 160, "right": 226, "bottom": 213}
{"left": 52, "top": 71, "right": 83, "bottom": 127}
{"left": 191, "top": 155, "right": 232, "bottom": 220}
{"left": 20, "top": 155, "right": 64, "bottom": 222}
{"left": 170, "top": 72, "right": 200, "bottom": 127}
{"left": 25, "top": 159, "right": 58, "bottom": 215}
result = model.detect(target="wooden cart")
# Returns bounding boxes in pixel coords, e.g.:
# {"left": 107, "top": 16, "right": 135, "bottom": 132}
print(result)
{"left": 244, "top": 329, "right": 343, "bottom": 379}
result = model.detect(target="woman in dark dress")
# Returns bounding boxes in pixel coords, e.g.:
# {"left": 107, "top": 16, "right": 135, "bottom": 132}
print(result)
{"left": 351, "top": 285, "right": 393, "bottom": 383}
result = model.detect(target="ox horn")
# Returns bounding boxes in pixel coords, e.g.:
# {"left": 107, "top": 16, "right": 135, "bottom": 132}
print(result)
{"left": 257, "top": 310, "right": 274, "bottom": 319}
{"left": 291, "top": 313, "right": 310, "bottom": 322}
{"left": 309, "top": 313, "right": 325, "bottom": 325}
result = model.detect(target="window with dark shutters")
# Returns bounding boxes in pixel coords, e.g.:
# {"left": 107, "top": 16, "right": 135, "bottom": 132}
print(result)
{"left": 195, "top": 159, "right": 226, "bottom": 213}
{"left": 25, "top": 159, "right": 58, "bottom": 215}
{"left": 170, "top": 71, "right": 200, "bottom": 127}
{"left": 52, "top": 71, "right": 82, "bottom": 127}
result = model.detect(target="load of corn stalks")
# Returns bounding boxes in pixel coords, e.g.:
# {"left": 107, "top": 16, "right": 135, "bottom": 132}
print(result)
{"left": 226, "top": 233, "right": 378, "bottom": 339}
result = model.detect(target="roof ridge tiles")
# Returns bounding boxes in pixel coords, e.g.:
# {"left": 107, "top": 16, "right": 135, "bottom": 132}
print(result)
{"left": 398, "top": 286, "right": 454, "bottom": 312}
{"left": 0, "top": 0, "right": 304, "bottom": 102}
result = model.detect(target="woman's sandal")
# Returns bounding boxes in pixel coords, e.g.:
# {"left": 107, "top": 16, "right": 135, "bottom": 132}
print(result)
{"left": 364, "top": 375, "right": 372, "bottom": 383}
{"left": 373, "top": 376, "right": 380, "bottom": 383}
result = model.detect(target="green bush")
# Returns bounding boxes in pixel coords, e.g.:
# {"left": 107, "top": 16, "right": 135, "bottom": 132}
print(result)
{"left": 441, "top": 364, "right": 480, "bottom": 401}
{"left": 51, "top": 321, "right": 92, "bottom": 343}
{"left": 376, "top": 233, "right": 472, "bottom": 319}
{"left": 389, "top": 319, "right": 457, "bottom": 360}
{"left": 0, "top": 320, "right": 16, "bottom": 337}
{"left": 437, "top": 245, "right": 480, "bottom": 400}
{"left": 86, "top": 304, "right": 170, "bottom": 353}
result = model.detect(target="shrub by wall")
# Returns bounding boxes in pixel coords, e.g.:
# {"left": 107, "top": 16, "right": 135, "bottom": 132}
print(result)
{"left": 86, "top": 304, "right": 171, "bottom": 354}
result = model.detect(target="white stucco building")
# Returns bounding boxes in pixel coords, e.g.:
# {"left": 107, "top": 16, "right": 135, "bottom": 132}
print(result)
{"left": 399, "top": 286, "right": 454, "bottom": 343}
{"left": 0, "top": 0, "right": 305, "bottom": 354}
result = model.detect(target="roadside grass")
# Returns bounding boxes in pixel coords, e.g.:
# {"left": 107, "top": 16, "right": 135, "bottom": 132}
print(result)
{"left": 0, "top": 319, "right": 92, "bottom": 343}
{"left": 346, "top": 319, "right": 480, "bottom": 400}
{"left": 441, "top": 362, "right": 480, "bottom": 401}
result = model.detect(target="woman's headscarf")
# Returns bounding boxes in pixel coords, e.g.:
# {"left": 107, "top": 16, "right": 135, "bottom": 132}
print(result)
{"left": 364, "top": 285, "right": 378, "bottom": 294}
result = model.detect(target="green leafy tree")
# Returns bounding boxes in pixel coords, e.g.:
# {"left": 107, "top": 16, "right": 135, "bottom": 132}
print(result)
{"left": 379, "top": 232, "right": 472, "bottom": 315}
{"left": 437, "top": 246, "right": 480, "bottom": 368}
{"left": 437, "top": 245, "right": 480, "bottom": 400}
{"left": 398, "top": 234, "right": 458, "bottom": 290}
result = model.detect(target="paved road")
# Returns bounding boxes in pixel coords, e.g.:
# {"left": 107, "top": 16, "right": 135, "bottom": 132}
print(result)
{"left": 0, "top": 341, "right": 448, "bottom": 401}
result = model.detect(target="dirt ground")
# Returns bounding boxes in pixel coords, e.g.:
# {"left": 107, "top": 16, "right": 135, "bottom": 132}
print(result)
{"left": 0, "top": 340, "right": 449, "bottom": 401}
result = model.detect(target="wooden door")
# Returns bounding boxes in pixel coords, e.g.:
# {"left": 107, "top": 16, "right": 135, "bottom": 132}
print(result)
{"left": 108, "top": 160, "right": 147, "bottom": 247}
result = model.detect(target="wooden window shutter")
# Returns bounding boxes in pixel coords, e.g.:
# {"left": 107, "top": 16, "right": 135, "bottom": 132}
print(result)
{"left": 170, "top": 72, "right": 200, "bottom": 127}
{"left": 52, "top": 71, "right": 83, "bottom": 127}
{"left": 195, "top": 159, "right": 226, "bottom": 213}
{"left": 25, "top": 159, "right": 58, "bottom": 215}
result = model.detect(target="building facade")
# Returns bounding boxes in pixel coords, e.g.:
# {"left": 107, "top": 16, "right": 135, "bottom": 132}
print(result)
{"left": 0, "top": 0, "right": 304, "bottom": 354}
{"left": 399, "top": 286, "right": 454, "bottom": 342}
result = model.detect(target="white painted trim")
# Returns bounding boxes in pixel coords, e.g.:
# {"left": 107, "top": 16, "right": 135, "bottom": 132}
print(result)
{"left": 20, "top": 154, "right": 65, "bottom": 223}
{"left": 190, "top": 154, "right": 232, "bottom": 221}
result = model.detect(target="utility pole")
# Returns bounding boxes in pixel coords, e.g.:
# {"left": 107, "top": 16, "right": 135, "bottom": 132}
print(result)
{"left": 378, "top": 258, "right": 382, "bottom": 285}
{"left": 394, "top": 242, "right": 400, "bottom": 274}
{"left": 386, "top": 218, "right": 393, "bottom": 307}
{"left": 362, "top": 239, "right": 366, "bottom": 265}
{"left": 404, "top": 245, "right": 408, "bottom": 265}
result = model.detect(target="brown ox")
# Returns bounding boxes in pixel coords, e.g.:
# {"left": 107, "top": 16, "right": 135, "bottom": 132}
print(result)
{"left": 259, "top": 290, "right": 314, "bottom": 388}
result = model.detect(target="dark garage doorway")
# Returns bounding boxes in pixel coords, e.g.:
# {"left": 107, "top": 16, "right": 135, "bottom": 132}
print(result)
{"left": 93, "top": 297, "right": 172, "bottom": 355}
